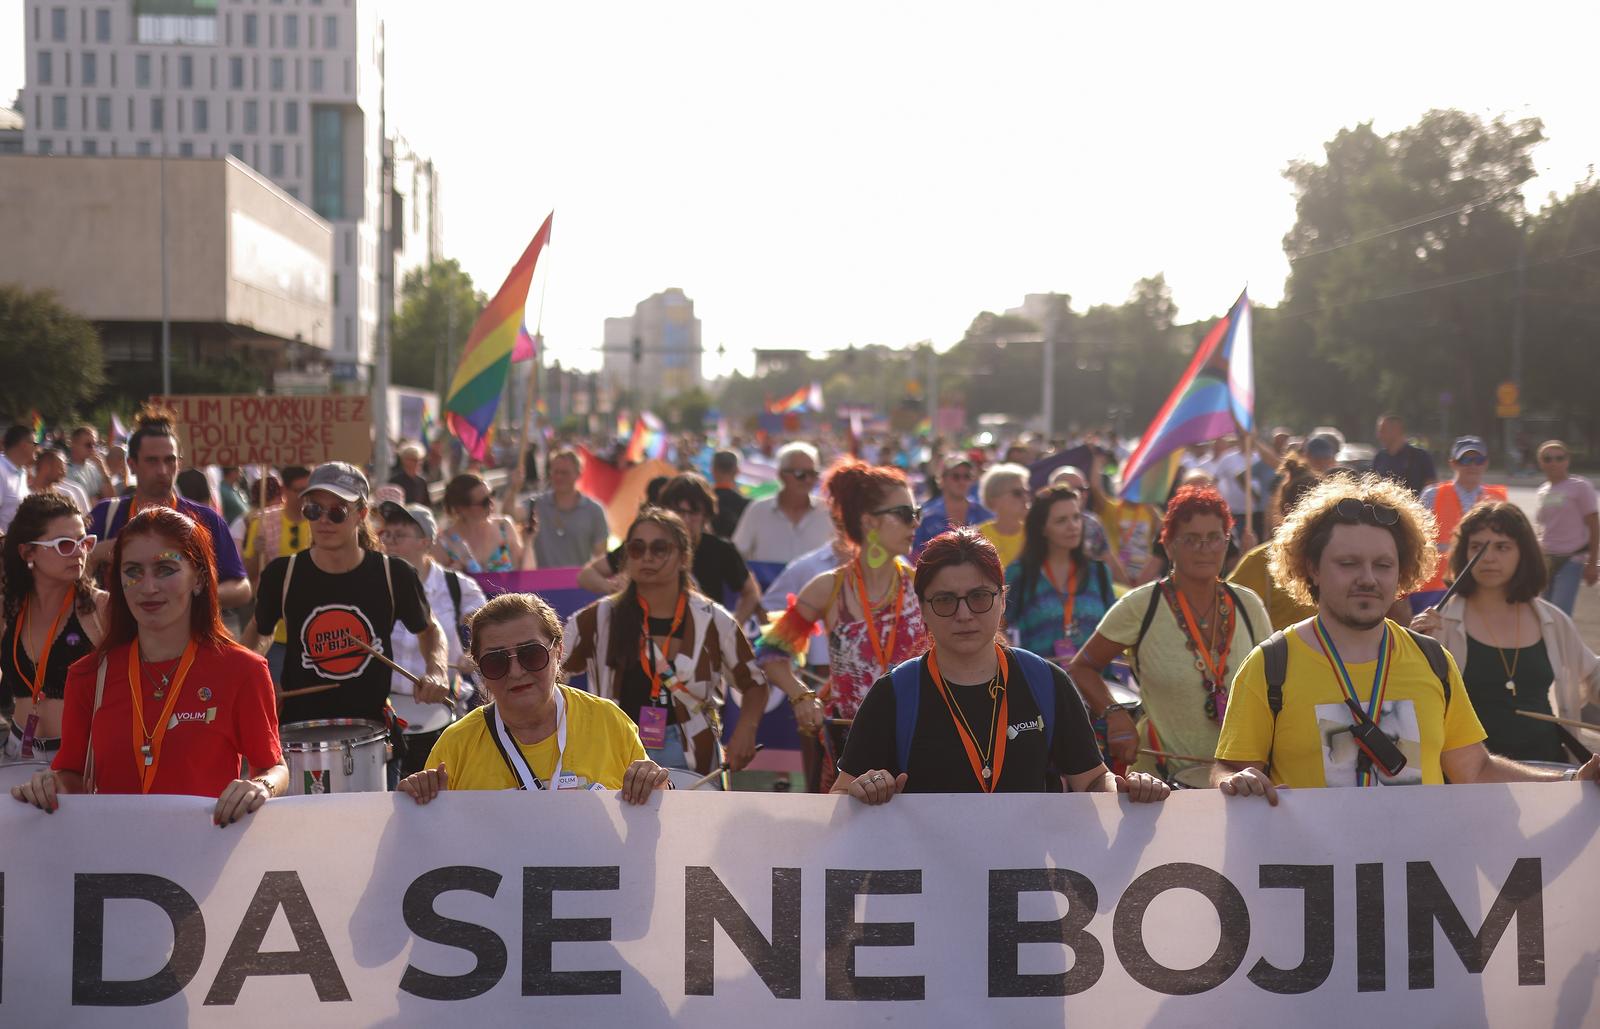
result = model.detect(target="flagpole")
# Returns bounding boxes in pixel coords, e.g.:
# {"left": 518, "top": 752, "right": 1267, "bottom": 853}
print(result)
{"left": 510, "top": 259, "right": 551, "bottom": 504}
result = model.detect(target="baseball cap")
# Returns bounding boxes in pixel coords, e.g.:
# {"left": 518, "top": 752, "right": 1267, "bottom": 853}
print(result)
{"left": 373, "top": 484, "right": 406, "bottom": 508}
{"left": 941, "top": 452, "right": 975, "bottom": 473}
{"left": 304, "top": 461, "right": 370, "bottom": 503}
{"left": 380, "top": 501, "right": 437, "bottom": 541}
{"left": 1452, "top": 436, "right": 1488, "bottom": 461}
{"left": 1305, "top": 432, "right": 1342, "bottom": 460}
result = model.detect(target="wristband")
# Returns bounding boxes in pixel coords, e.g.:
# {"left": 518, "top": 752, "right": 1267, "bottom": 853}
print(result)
{"left": 1562, "top": 768, "right": 1579, "bottom": 782}
{"left": 790, "top": 689, "right": 819, "bottom": 708}
{"left": 1099, "top": 702, "right": 1135, "bottom": 720}
{"left": 250, "top": 777, "right": 275, "bottom": 798}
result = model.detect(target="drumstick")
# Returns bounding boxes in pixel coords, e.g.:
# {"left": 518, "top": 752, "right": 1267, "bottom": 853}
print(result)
{"left": 340, "top": 632, "right": 455, "bottom": 705}
{"left": 1514, "top": 710, "right": 1600, "bottom": 734}
{"left": 1139, "top": 747, "right": 1216, "bottom": 764}
{"left": 681, "top": 743, "right": 765, "bottom": 790}
{"left": 825, "top": 717, "right": 854, "bottom": 727}
{"left": 1429, "top": 544, "right": 1488, "bottom": 611}
{"left": 280, "top": 682, "right": 341, "bottom": 700}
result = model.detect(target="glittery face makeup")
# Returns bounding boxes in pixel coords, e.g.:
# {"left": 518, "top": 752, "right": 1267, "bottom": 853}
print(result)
{"left": 121, "top": 550, "right": 186, "bottom": 586}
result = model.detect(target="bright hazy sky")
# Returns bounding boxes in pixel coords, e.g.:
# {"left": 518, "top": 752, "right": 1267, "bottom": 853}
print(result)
{"left": 5, "top": 1, "right": 1596, "bottom": 379}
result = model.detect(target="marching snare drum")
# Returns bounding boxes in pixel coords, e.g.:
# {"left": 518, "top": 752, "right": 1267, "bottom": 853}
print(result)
{"left": 281, "top": 719, "right": 390, "bottom": 795}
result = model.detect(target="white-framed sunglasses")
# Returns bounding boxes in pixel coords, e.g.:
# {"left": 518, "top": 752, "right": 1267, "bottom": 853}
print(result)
{"left": 32, "top": 534, "right": 97, "bottom": 558}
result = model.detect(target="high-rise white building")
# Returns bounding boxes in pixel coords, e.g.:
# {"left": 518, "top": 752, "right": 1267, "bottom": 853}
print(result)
{"left": 18, "top": 0, "right": 436, "bottom": 387}
{"left": 601, "top": 288, "right": 703, "bottom": 405}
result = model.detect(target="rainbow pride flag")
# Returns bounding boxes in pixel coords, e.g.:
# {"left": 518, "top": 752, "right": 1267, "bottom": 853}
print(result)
{"left": 623, "top": 412, "right": 668, "bottom": 464}
{"left": 29, "top": 411, "right": 45, "bottom": 444}
{"left": 765, "top": 382, "right": 822, "bottom": 415}
{"left": 1119, "top": 289, "right": 1253, "bottom": 503}
{"left": 445, "top": 212, "right": 553, "bottom": 461}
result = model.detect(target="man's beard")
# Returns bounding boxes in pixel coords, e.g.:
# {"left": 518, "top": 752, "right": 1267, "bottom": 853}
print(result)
{"left": 1324, "top": 595, "right": 1388, "bottom": 632}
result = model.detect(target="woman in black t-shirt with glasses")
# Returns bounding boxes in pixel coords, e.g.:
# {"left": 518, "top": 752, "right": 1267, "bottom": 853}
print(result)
{"left": 835, "top": 527, "right": 1170, "bottom": 803}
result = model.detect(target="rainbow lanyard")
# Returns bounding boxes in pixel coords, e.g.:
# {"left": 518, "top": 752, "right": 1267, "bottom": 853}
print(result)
{"left": 1311, "top": 616, "right": 1393, "bottom": 786}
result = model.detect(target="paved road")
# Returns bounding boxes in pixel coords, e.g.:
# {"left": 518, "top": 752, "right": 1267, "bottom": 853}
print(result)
{"left": 1506, "top": 485, "right": 1600, "bottom": 650}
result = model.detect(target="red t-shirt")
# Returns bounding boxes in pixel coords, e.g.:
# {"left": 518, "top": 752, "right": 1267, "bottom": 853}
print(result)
{"left": 54, "top": 641, "right": 283, "bottom": 797}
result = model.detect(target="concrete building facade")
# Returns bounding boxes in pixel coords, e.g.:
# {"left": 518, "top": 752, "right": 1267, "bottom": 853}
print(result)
{"left": 17, "top": 0, "right": 433, "bottom": 388}
{"left": 601, "top": 288, "right": 703, "bottom": 405}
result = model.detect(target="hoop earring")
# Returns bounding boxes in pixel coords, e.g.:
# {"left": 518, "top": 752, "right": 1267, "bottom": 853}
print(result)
{"left": 864, "top": 528, "right": 890, "bottom": 569}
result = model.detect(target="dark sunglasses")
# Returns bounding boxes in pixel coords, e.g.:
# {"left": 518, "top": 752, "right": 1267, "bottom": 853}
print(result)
{"left": 626, "top": 538, "right": 679, "bottom": 560}
{"left": 925, "top": 588, "right": 999, "bottom": 617}
{"left": 301, "top": 500, "right": 352, "bottom": 524}
{"left": 872, "top": 504, "right": 921, "bottom": 524}
{"left": 477, "top": 640, "right": 552, "bottom": 680}
{"left": 467, "top": 494, "right": 493, "bottom": 509}
{"left": 1333, "top": 498, "right": 1399, "bottom": 526}
{"left": 1455, "top": 454, "right": 1487, "bottom": 466}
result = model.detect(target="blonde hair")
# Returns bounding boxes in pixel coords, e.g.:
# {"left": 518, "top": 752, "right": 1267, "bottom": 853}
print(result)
{"left": 467, "top": 592, "right": 564, "bottom": 661}
{"left": 1268, "top": 474, "right": 1438, "bottom": 607}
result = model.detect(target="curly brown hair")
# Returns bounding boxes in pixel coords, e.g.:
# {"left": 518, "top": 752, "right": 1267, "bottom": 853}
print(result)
{"left": 1268, "top": 474, "right": 1437, "bottom": 607}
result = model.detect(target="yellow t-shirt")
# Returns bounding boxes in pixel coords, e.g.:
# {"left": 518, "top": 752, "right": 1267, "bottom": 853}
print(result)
{"left": 245, "top": 512, "right": 313, "bottom": 644}
{"left": 1100, "top": 499, "right": 1162, "bottom": 579}
{"left": 977, "top": 520, "right": 1025, "bottom": 570}
{"left": 425, "top": 685, "right": 647, "bottom": 791}
{"left": 1215, "top": 621, "right": 1486, "bottom": 788}
{"left": 1227, "top": 543, "right": 1317, "bottom": 632}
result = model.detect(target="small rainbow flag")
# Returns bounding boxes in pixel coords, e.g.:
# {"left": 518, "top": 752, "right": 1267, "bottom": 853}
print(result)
{"left": 29, "top": 411, "right": 45, "bottom": 444}
{"left": 445, "top": 212, "right": 553, "bottom": 461}
{"left": 765, "top": 382, "right": 822, "bottom": 415}
{"left": 420, "top": 407, "right": 436, "bottom": 443}
{"left": 623, "top": 412, "right": 668, "bottom": 464}
{"left": 1119, "top": 289, "right": 1253, "bottom": 503}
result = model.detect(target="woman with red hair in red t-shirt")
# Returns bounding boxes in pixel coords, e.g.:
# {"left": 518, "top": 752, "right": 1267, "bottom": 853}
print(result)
{"left": 11, "top": 507, "right": 286, "bottom": 826}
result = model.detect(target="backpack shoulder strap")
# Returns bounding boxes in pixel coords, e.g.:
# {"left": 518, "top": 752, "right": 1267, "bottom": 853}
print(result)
{"left": 104, "top": 496, "right": 124, "bottom": 538}
{"left": 1011, "top": 648, "right": 1057, "bottom": 748}
{"left": 1222, "top": 582, "right": 1258, "bottom": 645}
{"left": 1262, "top": 630, "right": 1290, "bottom": 717}
{"left": 446, "top": 569, "right": 463, "bottom": 625}
{"left": 1402, "top": 627, "right": 1452, "bottom": 705}
{"left": 1130, "top": 580, "right": 1165, "bottom": 661}
{"left": 891, "top": 655, "right": 924, "bottom": 774}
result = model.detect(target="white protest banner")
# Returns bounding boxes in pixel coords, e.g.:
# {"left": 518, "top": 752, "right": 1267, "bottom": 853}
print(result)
{"left": 153, "top": 393, "right": 372, "bottom": 467}
{"left": 1, "top": 784, "right": 1596, "bottom": 1025}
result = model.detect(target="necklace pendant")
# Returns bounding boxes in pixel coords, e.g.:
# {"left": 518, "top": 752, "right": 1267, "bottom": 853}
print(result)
{"left": 141, "top": 744, "right": 153, "bottom": 766}
{"left": 1505, "top": 679, "right": 1516, "bottom": 694}
{"left": 981, "top": 765, "right": 992, "bottom": 781}
{"left": 153, "top": 687, "right": 165, "bottom": 699}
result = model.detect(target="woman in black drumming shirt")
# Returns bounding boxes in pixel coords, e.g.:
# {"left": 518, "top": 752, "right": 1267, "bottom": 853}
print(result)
{"left": 2, "top": 493, "right": 108, "bottom": 760}
{"left": 836, "top": 526, "right": 1169, "bottom": 802}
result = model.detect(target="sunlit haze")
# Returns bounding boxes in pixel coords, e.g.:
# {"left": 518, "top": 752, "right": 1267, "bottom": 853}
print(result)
{"left": 6, "top": 0, "right": 1595, "bottom": 380}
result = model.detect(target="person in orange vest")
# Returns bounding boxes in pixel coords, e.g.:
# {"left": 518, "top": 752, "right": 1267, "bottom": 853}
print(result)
{"left": 1409, "top": 436, "right": 1508, "bottom": 613}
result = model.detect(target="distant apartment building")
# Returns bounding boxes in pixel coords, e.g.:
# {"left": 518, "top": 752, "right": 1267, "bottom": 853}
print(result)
{"left": 602, "top": 288, "right": 703, "bottom": 404}
{"left": 18, "top": 0, "right": 439, "bottom": 388}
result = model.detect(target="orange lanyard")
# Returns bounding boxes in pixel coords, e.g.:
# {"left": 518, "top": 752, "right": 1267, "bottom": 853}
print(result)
{"left": 1042, "top": 560, "right": 1078, "bottom": 640}
{"left": 927, "top": 643, "right": 1010, "bottom": 792}
{"left": 127, "top": 493, "right": 178, "bottom": 522}
{"left": 126, "top": 640, "right": 199, "bottom": 794}
{"left": 13, "top": 592, "right": 73, "bottom": 703}
{"left": 853, "top": 558, "right": 905, "bottom": 673}
{"left": 1173, "top": 584, "right": 1232, "bottom": 686}
{"left": 637, "top": 592, "right": 688, "bottom": 700}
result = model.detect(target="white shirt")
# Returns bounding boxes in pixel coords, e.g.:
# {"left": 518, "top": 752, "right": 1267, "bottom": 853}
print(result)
{"left": 731, "top": 494, "right": 835, "bottom": 565}
{"left": 0, "top": 454, "right": 29, "bottom": 532}
{"left": 1206, "top": 447, "right": 1249, "bottom": 513}
{"left": 390, "top": 560, "right": 488, "bottom": 734}
{"left": 66, "top": 460, "right": 105, "bottom": 501}
{"left": 48, "top": 480, "right": 91, "bottom": 518}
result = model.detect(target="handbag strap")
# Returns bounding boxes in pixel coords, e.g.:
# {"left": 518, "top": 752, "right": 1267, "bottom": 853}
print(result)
{"left": 82, "top": 655, "right": 109, "bottom": 795}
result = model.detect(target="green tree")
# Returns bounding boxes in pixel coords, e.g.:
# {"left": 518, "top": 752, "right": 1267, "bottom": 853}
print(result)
{"left": 1279, "top": 110, "right": 1543, "bottom": 435}
{"left": 391, "top": 259, "right": 485, "bottom": 394}
{"left": 1524, "top": 175, "right": 1600, "bottom": 446}
{"left": 0, "top": 285, "right": 106, "bottom": 420}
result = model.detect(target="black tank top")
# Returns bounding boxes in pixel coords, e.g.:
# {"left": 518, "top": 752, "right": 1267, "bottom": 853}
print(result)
{"left": 2, "top": 605, "right": 95, "bottom": 701}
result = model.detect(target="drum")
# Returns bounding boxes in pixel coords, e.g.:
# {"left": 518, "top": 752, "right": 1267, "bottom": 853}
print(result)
{"left": 281, "top": 719, "right": 389, "bottom": 795}
{"left": 0, "top": 759, "right": 51, "bottom": 792}
{"left": 1171, "top": 765, "right": 1214, "bottom": 790}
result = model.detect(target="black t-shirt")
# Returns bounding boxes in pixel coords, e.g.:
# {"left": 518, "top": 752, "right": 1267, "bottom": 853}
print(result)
{"left": 616, "top": 614, "right": 695, "bottom": 727}
{"left": 713, "top": 487, "right": 749, "bottom": 539}
{"left": 606, "top": 533, "right": 749, "bottom": 607}
{"left": 838, "top": 650, "right": 1104, "bottom": 793}
{"left": 255, "top": 550, "right": 433, "bottom": 724}
{"left": 389, "top": 470, "right": 432, "bottom": 506}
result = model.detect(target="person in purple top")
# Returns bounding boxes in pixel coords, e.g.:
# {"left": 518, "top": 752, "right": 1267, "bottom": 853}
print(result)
{"left": 84, "top": 409, "right": 252, "bottom": 610}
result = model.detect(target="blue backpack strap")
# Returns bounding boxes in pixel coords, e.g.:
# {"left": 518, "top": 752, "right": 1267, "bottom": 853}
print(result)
{"left": 1010, "top": 648, "right": 1057, "bottom": 748}
{"left": 891, "top": 656, "right": 925, "bottom": 773}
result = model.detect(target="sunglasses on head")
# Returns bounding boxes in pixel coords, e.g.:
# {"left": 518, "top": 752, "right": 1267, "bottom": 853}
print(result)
{"left": 1333, "top": 497, "right": 1400, "bottom": 526}
{"left": 477, "top": 640, "right": 552, "bottom": 680}
{"left": 301, "top": 500, "right": 352, "bottom": 523}
{"left": 33, "top": 534, "right": 97, "bottom": 557}
{"left": 626, "top": 538, "right": 679, "bottom": 560}
{"left": 872, "top": 504, "right": 921, "bottom": 524}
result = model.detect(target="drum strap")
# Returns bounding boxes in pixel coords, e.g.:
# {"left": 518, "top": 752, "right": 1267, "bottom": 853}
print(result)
{"left": 486, "top": 688, "right": 567, "bottom": 790}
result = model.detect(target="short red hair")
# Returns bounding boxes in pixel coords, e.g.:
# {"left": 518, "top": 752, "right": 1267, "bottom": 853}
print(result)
{"left": 1161, "top": 484, "right": 1233, "bottom": 545}
{"left": 824, "top": 458, "right": 909, "bottom": 546}
{"left": 100, "top": 507, "right": 232, "bottom": 653}
{"left": 913, "top": 526, "right": 1005, "bottom": 598}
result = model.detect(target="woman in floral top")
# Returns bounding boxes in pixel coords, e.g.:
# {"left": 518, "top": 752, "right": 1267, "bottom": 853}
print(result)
{"left": 758, "top": 459, "right": 929, "bottom": 791}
